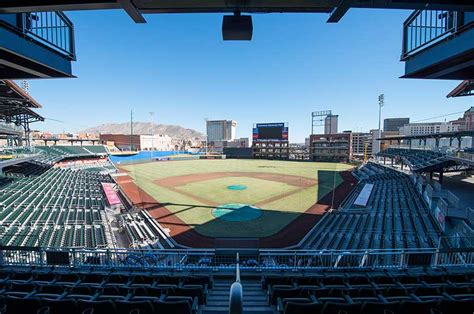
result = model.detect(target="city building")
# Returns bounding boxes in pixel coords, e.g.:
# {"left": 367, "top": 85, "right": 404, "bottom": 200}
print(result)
{"left": 99, "top": 134, "right": 172, "bottom": 151}
{"left": 450, "top": 107, "right": 474, "bottom": 131}
{"left": 139, "top": 134, "right": 173, "bottom": 150}
{"left": 206, "top": 120, "right": 237, "bottom": 142}
{"left": 351, "top": 132, "right": 373, "bottom": 158}
{"left": 384, "top": 118, "right": 410, "bottom": 132}
{"left": 324, "top": 114, "right": 338, "bottom": 134}
{"left": 208, "top": 137, "right": 249, "bottom": 153}
{"left": 399, "top": 122, "right": 459, "bottom": 136}
{"left": 226, "top": 138, "right": 249, "bottom": 148}
{"left": 309, "top": 133, "right": 352, "bottom": 163}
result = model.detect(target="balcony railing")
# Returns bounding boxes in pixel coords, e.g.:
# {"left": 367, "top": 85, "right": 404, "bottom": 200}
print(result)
{"left": 21, "top": 12, "right": 75, "bottom": 60}
{"left": 402, "top": 10, "right": 458, "bottom": 60}
{"left": 0, "top": 246, "right": 473, "bottom": 271}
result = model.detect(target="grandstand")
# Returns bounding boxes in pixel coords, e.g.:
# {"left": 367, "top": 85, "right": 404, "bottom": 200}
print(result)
{"left": 3, "top": 162, "right": 49, "bottom": 177}
{"left": 0, "top": 264, "right": 471, "bottom": 314}
{"left": 379, "top": 148, "right": 453, "bottom": 172}
{"left": 33, "top": 145, "right": 109, "bottom": 165}
{"left": 302, "top": 163, "right": 442, "bottom": 251}
{"left": 0, "top": 167, "right": 114, "bottom": 248}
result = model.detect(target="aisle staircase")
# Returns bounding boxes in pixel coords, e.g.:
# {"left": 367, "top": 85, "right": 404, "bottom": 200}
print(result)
{"left": 202, "top": 276, "right": 274, "bottom": 314}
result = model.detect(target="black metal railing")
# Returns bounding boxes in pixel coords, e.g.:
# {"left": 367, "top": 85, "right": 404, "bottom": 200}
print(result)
{"left": 402, "top": 10, "right": 458, "bottom": 60}
{"left": 21, "top": 12, "right": 76, "bottom": 60}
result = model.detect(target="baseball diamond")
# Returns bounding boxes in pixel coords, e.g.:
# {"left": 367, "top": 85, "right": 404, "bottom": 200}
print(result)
{"left": 117, "top": 158, "right": 354, "bottom": 246}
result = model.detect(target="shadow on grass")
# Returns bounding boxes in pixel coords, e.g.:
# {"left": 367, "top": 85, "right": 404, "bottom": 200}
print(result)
{"left": 142, "top": 202, "right": 320, "bottom": 248}
{"left": 125, "top": 169, "right": 355, "bottom": 248}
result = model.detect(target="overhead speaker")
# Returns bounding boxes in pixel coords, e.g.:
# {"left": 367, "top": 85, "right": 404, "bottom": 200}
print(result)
{"left": 222, "top": 14, "right": 253, "bottom": 41}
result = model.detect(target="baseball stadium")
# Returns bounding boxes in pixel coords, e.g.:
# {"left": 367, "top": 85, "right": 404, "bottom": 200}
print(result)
{"left": 116, "top": 158, "right": 354, "bottom": 247}
{"left": 0, "top": 2, "right": 473, "bottom": 314}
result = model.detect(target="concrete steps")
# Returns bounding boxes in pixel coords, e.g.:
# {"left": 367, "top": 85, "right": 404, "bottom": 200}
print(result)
{"left": 202, "top": 277, "right": 274, "bottom": 314}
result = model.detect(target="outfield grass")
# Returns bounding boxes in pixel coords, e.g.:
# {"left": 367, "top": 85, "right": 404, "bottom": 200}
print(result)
{"left": 121, "top": 159, "right": 352, "bottom": 238}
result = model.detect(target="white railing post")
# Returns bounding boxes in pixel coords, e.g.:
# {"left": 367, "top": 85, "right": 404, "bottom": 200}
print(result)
{"left": 399, "top": 251, "right": 405, "bottom": 268}
{"left": 433, "top": 249, "right": 439, "bottom": 267}
{"left": 294, "top": 252, "right": 297, "bottom": 271}
{"left": 229, "top": 253, "right": 243, "bottom": 314}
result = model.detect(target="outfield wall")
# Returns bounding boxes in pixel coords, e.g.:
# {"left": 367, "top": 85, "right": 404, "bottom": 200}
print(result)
{"left": 109, "top": 150, "right": 190, "bottom": 165}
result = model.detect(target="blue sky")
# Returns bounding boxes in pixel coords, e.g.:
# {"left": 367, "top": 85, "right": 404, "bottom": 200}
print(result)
{"left": 28, "top": 9, "right": 472, "bottom": 142}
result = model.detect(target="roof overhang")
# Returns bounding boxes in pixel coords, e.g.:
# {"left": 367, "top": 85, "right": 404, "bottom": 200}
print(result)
{"left": 0, "top": 80, "right": 44, "bottom": 123}
{"left": 376, "top": 131, "right": 474, "bottom": 141}
{"left": 0, "top": 80, "right": 42, "bottom": 108}
{"left": 447, "top": 80, "right": 474, "bottom": 98}
{"left": 1, "top": 1, "right": 474, "bottom": 23}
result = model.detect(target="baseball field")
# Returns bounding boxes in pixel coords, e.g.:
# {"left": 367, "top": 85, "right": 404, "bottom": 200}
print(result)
{"left": 118, "top": 159, "right": 353, "bottom": 241}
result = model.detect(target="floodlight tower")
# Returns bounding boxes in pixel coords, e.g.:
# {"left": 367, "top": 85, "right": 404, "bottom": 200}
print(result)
{"left": 21, "top": 80, "right": 29, "bottom": 94}
{"left": 378, "top": 94, "right": 385, "bottom": 155}
{"left": 204, "top": 118, "right": 208, "bottom": 155}
{"left": 130, "top": 110, "right": 134, "bottom": 151}
{"left": 21, "top": 80, "right": 31, "bottom": 148}
{"left": 311, "top": 110, "right": 333, "bottom": 135}
{"left": 149, "top": 111, "right": 155, "bottom": 157}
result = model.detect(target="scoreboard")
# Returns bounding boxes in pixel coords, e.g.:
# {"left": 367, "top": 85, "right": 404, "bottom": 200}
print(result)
{"left": 253, "top": 123, "right": 289, "bottom": 141}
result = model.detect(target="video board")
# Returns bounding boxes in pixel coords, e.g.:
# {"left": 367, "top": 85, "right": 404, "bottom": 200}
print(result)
{"left": 252, "top": 123, "right": 288, "bottom": 141}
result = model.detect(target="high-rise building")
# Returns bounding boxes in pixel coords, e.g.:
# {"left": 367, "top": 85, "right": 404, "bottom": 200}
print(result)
{"left": 324, "top": 114, "right": 338, "bottom": 134}
{"left": 383, "top": 118, "right": 410, "bottom": 132}
{"left": 206, "top": 120, "right": 237, "bottom": 142}
{"left": 351, "top": 132, "right": 373, "bottom": 158}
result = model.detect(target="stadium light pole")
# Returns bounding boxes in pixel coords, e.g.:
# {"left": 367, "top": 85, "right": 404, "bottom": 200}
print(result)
{"left": 149, "top": 111, "right": 155, "bottom": 158}
{"left": 204, "top": 118, "right": 208, "bottom": 155}
{"left": 378, "top": 94, "right": 384, "bottom": 157}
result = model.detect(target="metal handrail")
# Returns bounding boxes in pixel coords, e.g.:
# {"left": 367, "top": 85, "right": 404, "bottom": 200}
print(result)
{"left": 401, "top": 10, "right": 458, "bottom": 60}
{"left": 0, "top": 246, "right": 473, "bottom": 270}
{"left": 21, "top": 11, "right": 76, "bottom": 60}
{"left": 229, "top": 253, "right": 243, "bottom": 314}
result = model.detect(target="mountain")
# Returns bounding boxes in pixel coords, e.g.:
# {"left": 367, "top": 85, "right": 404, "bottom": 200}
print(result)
{"left": 80, "top": 122, "right": 204, "bottom": 139}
